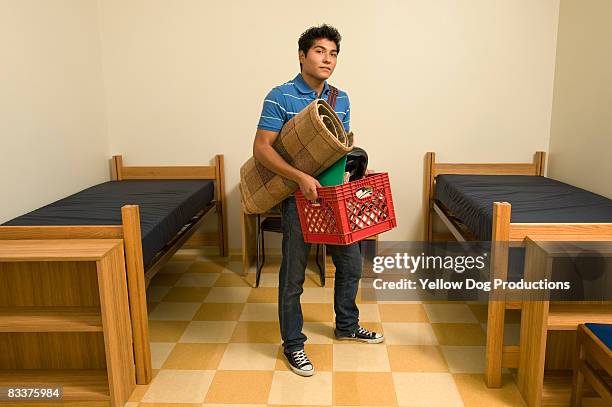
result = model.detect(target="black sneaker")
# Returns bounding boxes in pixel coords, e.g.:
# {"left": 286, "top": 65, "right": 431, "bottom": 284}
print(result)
{"left": 284, "top": 349, "right": 315, "bottom": 377}
{"left": 336, "top": 326, "right": 385, "bottom": 344}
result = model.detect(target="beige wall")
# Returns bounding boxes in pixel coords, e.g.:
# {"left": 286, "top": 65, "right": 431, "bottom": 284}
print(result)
{"left": 0, "top": 0, "right": 108, "bottom": 223}
{"left": 98, "top": 0, "right": 561, "bottom": 249}
{"left": 547, "top": 0, "right": 612, "bottom": 198}
{"left": 2, "top": 1, "right": 560, "bottom": 247}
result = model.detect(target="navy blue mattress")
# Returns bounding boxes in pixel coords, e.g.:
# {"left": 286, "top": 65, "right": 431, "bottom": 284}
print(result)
{"left": 435, "top": 175, "right": 612, "bottom": 241}
{"left": 3, "top": 180, "right": 215, "bottom": 269}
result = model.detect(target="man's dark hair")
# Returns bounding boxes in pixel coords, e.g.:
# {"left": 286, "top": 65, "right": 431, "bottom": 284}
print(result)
{"left": 298, "top": 24, "right": 341, "bottom": 70}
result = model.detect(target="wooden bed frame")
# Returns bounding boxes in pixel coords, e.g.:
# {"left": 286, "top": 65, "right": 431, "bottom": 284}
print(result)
{"left": 423, "top": 151, "right": 612, "bottom": 388}
{"left": 0, "top": 154, "right": 228, "bottom": 385}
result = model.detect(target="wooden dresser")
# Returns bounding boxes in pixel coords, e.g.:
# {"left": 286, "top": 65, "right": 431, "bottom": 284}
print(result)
{"left": 0, "top": 240, "right": 135, "bottom": 406}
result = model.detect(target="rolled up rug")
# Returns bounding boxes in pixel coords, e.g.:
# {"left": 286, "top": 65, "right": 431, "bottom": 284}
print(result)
{"left": 240, "top": 98, "right": 354, "bottom": 214}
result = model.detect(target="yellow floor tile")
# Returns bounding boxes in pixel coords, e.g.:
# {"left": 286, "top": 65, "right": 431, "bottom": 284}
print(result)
{"left": 431, "top": 323, "right": 487, "bottom": 346}
{"left": 355, "top": 287, "right": 378, "bottom": 304}
{"left": 333, "top": 343, "right": 391, "bottom": 372}
{"left": 300, "top": 287, "right": 334, "bottom": 303}
{"left": 254, "top": 273, "right": 279, "bottom": 287}
{"left": 214, "top": 273, "right": 251, "bottom": 287}
{"left": 467, "top": 303, "right": 521, "bottom": 324}
{"left": 268, "top": 371, "right": 333, "bottom": 405}
{"left": 303, "top": 272, "right": 326, "bottom": 287}
{"left": 230, "top": 321, "right": 282, "bottom": 343}
{"left": 380, "top": 322, "right": 438, "bottom": 345}
{"left": 203, "top": 404, "right": 266, "bottom": 407}
{"left": 162, "top": 287, "right": 211, "bottom": 302}
{"left": 356, "top": 303, "right": 381, "bottom": 322}
{"left": 239, "top": 302, "right": 278, "bottom": 321}
{"left": 179, "top": 321, "right": 237, "bottom": 343}
{"left": 149, "top": 321, "right": 189, "bottom": 342}
{"left": 193, "top": 303, "right": 245, "bottom": 321}
{"left": 275, "top": 344, "right": 333, "bottom": 371}
{"left": 158, "top": 260, "right": 192, "bottom": 274}
{"left": 162, "top": 343, "right": 226, "bottom": 369}
{"left": 302, "top": 303, "right": 334, "bottom": 322}
{"left": 333, "top": 372, "right": 398, "bottom": 406}
{"left": 149, "top": 302, "right": 201, "bottom": 321}
{"left": 186, "top": 261, "right": 230, "bottom": 273}
{"left": 392, "top": 372, "right": 463, "bottom": 406}
{"left": 151, "top": 342, "right": 176, "bottom": 369}
{"left": 139, "top": 403, "right": 201, "bottom": 407}
{"left": 260, "top": 261, "right": 281, "bottom": 273}
{"left": 452, "top": 373, "right": 527, "bottom": 407}
{"left": 169, "top": 252, "right": 198, "bottom": 261}
{"left": 204, "top": 287, "right": 252, "bottom": 303}
{"left": 217, "top": 343, "right": 279, "bottom": 370}
{"left": 423, "top": 303, "right": 480, "bottom": 323}
{"left": 141, "top": 369, "right": 215, "bottom": 403}
{"left": 247, "top": 287, "right": 278, "bottom": 303}
{"left": 441, "top": 346, "right": 486, "bottom": 373}
{"left": 378, "top": 303, "right": 429, "bottom": 322}
{"left": 267, "top": 405, "right": 329, "bottom": 407}
{"left": 387, "top": 345, "right": 448, "bottom": 372}
{"left": 303, "top": 321, "right": 335, "bottom": 344}
{"left": 175, "top": 273, "right": 219, "bottom": 287}
{"left": 204, "top": 370, "right": 273, "bottom": 404}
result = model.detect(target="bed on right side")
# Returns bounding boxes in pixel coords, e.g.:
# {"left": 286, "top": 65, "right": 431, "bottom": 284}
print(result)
{"left": 423, "top": 151, "right": 612, "bottom": 388}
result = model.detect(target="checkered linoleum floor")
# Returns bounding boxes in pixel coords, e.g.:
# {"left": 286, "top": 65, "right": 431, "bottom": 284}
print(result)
{"left": 126, "top": 249, "right": 526, "bottom": 407}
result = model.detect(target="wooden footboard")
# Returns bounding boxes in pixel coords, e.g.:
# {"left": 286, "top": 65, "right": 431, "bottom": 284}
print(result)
{"left": 0, "top": 154, "right": 228, "bottom": 386}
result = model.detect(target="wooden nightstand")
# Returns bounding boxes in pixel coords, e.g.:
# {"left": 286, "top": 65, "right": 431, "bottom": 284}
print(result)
{"left": 0, "top": 239, "right": 135, "bottom": 407}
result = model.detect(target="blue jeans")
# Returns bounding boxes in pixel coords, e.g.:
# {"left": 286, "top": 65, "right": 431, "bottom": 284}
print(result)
{"left": 278, "top": 196, "right": 362, "bottom": 352}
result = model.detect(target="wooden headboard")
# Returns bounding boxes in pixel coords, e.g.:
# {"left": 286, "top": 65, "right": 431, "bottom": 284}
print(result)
{"left": 423, "top": 151, "right": 546, "bottom": 240}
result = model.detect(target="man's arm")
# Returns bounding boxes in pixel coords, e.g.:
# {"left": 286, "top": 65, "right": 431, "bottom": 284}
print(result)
{"left": 253, "top": 129, "right": 321, "bottom": 200}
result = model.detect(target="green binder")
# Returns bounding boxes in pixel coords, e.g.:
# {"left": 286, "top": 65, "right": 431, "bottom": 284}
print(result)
{"left": 317, "top": 156, "right": 347, "bottom": 186}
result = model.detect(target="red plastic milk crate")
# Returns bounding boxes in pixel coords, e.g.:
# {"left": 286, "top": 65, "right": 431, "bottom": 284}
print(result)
{"left": 295, "top": 172, "right": 397, "bottom": 245}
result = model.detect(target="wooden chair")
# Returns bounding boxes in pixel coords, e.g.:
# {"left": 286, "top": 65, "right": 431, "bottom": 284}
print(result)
{"left": 254, "top": 208, "right": 326, "bottom": 288}
{"left": 571, "top": 323, "right": 611, "bottom": 406}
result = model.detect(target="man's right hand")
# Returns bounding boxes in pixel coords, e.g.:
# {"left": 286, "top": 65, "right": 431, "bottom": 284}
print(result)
{"left": 253, "top": 130, "right": 322, "bottom": 200}
{"left": 298, "top": 173, "right": 321, "bottom": 201}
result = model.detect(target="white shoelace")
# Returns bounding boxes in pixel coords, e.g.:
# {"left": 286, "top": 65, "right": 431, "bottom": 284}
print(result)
{"left": 357, "top": 326, "right": 376, "bottom": 337}
{"left": 292, "top": 349, "right": 312, "bottom": 367}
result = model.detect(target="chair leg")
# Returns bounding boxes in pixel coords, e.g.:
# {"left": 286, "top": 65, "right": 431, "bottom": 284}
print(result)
{"left": 315, "top": 244, "right": 326, "bottom": 287}
{"left": 256, "top": 230, "right": 266, "bottom": 287}
{"left": 261, "top": 228, "right": 266, "bottom": 267}
{"left": 256, "top": 215, "right": 262, "bottom": 287}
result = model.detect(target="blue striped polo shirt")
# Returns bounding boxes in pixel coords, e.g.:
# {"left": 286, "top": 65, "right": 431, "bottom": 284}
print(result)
{"left": 257, "top": 73, "right": 350, "bottom": 133}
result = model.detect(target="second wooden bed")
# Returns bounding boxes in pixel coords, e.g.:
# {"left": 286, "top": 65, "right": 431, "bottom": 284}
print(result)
{"left": 423, "top": 151, "right": 612, "bottom": 389}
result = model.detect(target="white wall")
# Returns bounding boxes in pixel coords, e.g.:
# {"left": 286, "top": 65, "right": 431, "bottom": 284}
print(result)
{"left": 1, "top": 1, "right": 560, "bottom": 247}
{"left": 548, "top": 0, "right": 612, "bottom": 198}
{"left": 0, "top": 0, "right": 108, "bottom": 223}
{"left": 98, "top": 0, "right": 560, "bottom": 249}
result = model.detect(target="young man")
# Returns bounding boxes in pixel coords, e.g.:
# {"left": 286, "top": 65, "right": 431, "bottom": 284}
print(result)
{"left": 252, "top": 25, "right": 384, "bottom": 377}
